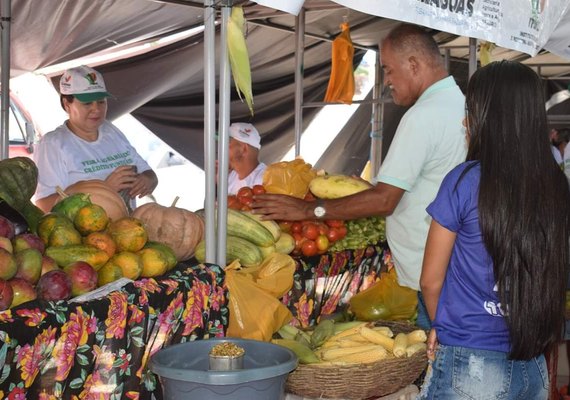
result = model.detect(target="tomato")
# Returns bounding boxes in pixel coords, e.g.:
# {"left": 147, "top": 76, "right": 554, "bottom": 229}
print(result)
{"left": 252, "top": 185, "right": 266, "bottom": 195}
{"left": 327, "top": 228, "right": 340, "bottom": 243}
{"left": 278, "top": 221, "right": 293, "bottom": 233}
{"left": 291, "top": 222, "right": 303, "bottom": 234}
{"left": 316, "top": 235, "right": 329, "bottom": 252}
{"left": 317, "top": 223, "right": 329, "bottom": 236}
{"left": 302, "top": 223, "right": 319, "bottom": 240}
{"left": 240, "top": 197, "right": 253, "bottom": 207}
{"left": 227, "top": 195, "right": 241, "bottom": 210}
{"left": 237, "top": 187, "right": 254, "bottom": 199}
{"left": 301, "top": 240, "right": 318, "bottom": 257}
{"left": 337, "top": 225, "right": 348, "bottom": 239}
{"left": 293, "top": 232, "right": 306, "bottom": 251}
{"left": 325, "top": 219, "right": 343, "bottom": 228}
{"left": 241, "top": 204, "right": 252, "bottom": 211}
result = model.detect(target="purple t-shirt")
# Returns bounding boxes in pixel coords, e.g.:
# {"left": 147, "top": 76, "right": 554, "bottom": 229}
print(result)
{"left": 426, "top": 161, "right": 510, "bottom": 353}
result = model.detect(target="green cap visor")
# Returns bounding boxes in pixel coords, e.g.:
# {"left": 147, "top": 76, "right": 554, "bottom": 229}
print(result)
{"left": 73, "top": 92, "right": 112, "bottom": 103}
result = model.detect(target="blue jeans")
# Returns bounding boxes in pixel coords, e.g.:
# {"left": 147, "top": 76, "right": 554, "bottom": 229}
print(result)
{"left": 416, "top": 291, "right": 432, "bottom": 330}
{"left": 417, "top": 344, "right": 549, "bottom": 400}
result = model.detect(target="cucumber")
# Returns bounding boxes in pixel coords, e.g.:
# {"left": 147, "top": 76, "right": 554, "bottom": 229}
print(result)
{"left": 241, "top": 211, "right": 281, "bottom": 242}
{"left": 194, "top": 235, "right": 263, "bottom": 267}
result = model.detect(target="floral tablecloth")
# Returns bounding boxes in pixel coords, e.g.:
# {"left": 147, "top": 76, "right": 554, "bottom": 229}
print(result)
{"left": 0, "top": 263, "right": 227, "bottom": 400}
{"left": 283, "top": 241, "right": 391, "bottom": 328}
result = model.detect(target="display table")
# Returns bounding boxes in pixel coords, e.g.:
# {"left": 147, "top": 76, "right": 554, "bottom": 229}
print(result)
{"left": 0, "top": 263, "right": 227, "bottom": 399}
{"left": 283, "top": 242, "right": 390, "bottom": 328}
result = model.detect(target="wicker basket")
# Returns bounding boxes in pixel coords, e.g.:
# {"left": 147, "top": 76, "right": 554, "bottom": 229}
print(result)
{"left": 285, "top": 320, "right": 428, "bottom": 399}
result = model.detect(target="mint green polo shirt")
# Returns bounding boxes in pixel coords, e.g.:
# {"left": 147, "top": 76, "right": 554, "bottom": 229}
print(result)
{"left": 376, "top": 76, "right": 467, "bottom": 290}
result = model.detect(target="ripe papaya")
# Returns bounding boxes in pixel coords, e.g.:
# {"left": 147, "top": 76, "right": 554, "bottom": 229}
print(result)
{"left": 52, "top": 192, "right": 92, "bottom": 222}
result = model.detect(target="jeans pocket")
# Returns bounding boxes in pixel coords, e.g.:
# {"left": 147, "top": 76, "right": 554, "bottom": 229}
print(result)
{"left": 533, "top": 355, "right": 550, "bottom": 392}
{"left": 452, "top": 347, "right": 512, "bottom": 400}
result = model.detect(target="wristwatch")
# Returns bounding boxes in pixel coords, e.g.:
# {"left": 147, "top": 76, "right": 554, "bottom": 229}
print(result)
{"left": 313, "top": 199, "right": 326, "bottom": 219}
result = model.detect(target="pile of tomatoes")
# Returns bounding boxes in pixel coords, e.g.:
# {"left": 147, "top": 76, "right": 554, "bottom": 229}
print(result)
{"left": 227, "top": 185, "right": 266, "bottom": 211}
{"left": 279, "top": 219, "right": 347, "bottom": 257}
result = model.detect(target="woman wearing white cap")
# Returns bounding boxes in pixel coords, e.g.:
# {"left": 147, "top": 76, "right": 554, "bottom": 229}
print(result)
{"left": 226, "top": 122, "right": 266, "bottom": 195}
{"left": 33, "top": 65, "right": 158, "bottom": 212}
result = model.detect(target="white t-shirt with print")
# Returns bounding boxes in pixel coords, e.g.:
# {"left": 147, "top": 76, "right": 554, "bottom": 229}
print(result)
{"left": 228, "top": 162, "right": 266, "bottom": 195}
{"left": 34, "top": 121, "right": 151, "bottom": 200}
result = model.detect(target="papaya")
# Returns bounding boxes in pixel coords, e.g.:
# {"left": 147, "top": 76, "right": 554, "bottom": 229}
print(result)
{"left": 37, "top": 213, "right": 75, "bottom": 245}
{"left": 45, "top": 244, "right": 110, "bottom": 270}
{"left": 51, "top": 192, "right": 92, "bottom": 222}
{"left": 47, "top": 224, "right": 82, "bottom": 247}
{"left": 144, "top": 241, "right": 177, "bottom": 271}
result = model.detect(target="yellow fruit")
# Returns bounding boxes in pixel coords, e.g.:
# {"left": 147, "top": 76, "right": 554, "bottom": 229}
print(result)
{"left": 309, "top": 175, "right": 371, "bottom": 199}
{"left": 83, "top": 232, "right": 116, "bottom": 258}
{"left": 47, "top": 224, "right": 82, "bottom": 247}
{"left": 97, "top": 263, "right": 124, "bottom": 286}
{"left": 108, "top": 217, "right": 148, "bottom": 252}
{"left": 74, "top": 204, "right": 109, "bottom": 235}
{"left": 138, "top": 248, "right": 168, "bottom": 278}
{"left": 109, "top": 251, "right": 142, "bottom": 280}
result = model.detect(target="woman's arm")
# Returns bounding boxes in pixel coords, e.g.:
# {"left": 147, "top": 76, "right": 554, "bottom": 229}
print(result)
{"left": 420, "top": 220, "right": 456, "bottom": 321}
{"left": 35, "top": 193, "right": 60, "bottom": 213}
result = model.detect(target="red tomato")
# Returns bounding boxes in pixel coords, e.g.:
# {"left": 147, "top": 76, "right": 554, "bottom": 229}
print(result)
{"left": 317, "top": 223, "right": 329, "bottom": 236}
{"left": 293, "top": 232, "right": 306, "bottom": 252}
{"left": 227, "top": 195, "right": 241, "bottom": 210}
{"left": 240, "top": 197, "right": 254, "bottom": 207}
{"left": 301, "top": 240, "right": 318, "bottom": 257}
{"left": 302, "top": 223, "right": 319, "bottom": 240}
{"left": 291, "top": 222, "right": 303, "bottom": 234}
{"left": 237, "top": 187, "right": 253, "bottom": 199}
{"left": 252, "top": 185, "right": 266, "bottom": 195}
{"left": 327, "top": 228, "right": 340, "bottom": 243}
{"left": 278, "top": 221, "right": 293, "bottom": 233}
{"left": 316, "top": 235, "right": 329, "bottom": 252}
{"left": 241, "top": 204, "right": 252, "bottom": 211}
{"left": 337, "top": 225, "right": 348, "bottom": 239}
{"left": 325, "top": 219, "right": 343, "bottom": 228}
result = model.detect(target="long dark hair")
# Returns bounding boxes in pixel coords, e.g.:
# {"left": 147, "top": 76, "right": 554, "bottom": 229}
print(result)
{"left": 465, "top": 60, "right": 570, "bottom": 360}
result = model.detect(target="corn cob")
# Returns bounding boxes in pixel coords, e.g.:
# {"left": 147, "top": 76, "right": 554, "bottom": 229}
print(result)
{"left": 372, "top": 326, "right": 394, "bottom": 338}
{"left": 337, "top": 332, "right": 370, "bottom": 343}
{"left": 359, "top": 326, "right": 395, "bottom": 351}
{"left": 327, "top": 322, "right": 368, "bottom": 342}
{"left": 333, "top": 321, "right": 366, "bottom": 334}
{"left": 321, "top": 344, "right": 381, "bottom": 361}
{"left": 407, "top": 329, "right": 427, "bottom": 345}
{"left": 227, "top": 6, "right": 254, "bottom": 115}
{"left": 331, "top": 346, "right": 388, "bottom": 364}
{"left": 338, "top": 339, "right": 369, "bottom": 348}
{"left": 272, "top": 339, "right": 319, "bottom": 364}
{"left": 310, "top": 319, "right": 335, "bottom": 349}
{"left": 392, "top": 333, "right": 408, "bottom": 358}
{"left": 406, "top": 342, "right": 427, "bottom": 357}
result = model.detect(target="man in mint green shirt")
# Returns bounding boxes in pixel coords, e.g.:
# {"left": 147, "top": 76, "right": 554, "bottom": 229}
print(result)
{"left": 253, "top": 24, "right": 467, "bottom": 329}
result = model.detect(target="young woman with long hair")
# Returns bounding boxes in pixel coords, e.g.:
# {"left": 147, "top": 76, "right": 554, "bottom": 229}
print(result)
{"left": 418, "top": 60, "right": 570, "bottom": 399}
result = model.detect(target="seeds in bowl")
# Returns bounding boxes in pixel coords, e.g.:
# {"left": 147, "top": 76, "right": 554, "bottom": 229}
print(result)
{"left": 210, "top": 342, "right": 245, "bottom": 358}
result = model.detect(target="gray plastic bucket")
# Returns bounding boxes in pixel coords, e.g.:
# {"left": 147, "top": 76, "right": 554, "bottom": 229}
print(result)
{"left": 150, "top": 338, "right": 298, "bottom": 400}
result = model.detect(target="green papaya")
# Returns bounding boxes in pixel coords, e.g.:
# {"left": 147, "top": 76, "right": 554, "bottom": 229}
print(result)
{"left": 51, "top": 192, "right": 91, "bottom": 222}
{"left": 144, "top": 241, "right": 177, "bottom": 270}
{"left": 45, "top": 244, "right": 110, "bottom": 270}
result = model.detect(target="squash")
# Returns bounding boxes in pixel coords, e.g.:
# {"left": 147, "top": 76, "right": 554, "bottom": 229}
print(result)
{"left": 62, "top": 180, "right": 128, "bottom": 222}
{"left": 131, "top": 197, "right": 204, "bottom": 261}
{"left": 0, "top": 157, "right": 44, "bottom": 233}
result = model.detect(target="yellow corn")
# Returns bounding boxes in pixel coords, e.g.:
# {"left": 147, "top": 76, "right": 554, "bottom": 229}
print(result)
{"left": 320, "top": 340, "right": 341, "bottom": 349}
{"left": 227, "top": 6, "right": 254, "bottom": 115}
{"left": 372, "top": 326, "right": 394, "bottom": 338}
{"left": 337, "top": 332, "right": 370, "bottom": 343}
{"left": 331, "top": 346, "right": 388, "bottom": 364}
{"left": 338, "top": 339, "right": 369, "bottom": 348}
{"left": 392, "top": 333, "right": 408, "bottom": 358}
{"left": 406, "top": 342, "right": 427, "bottom": 357}
{"left": 327, "top": 322, "right": 368, "bottom": 342}
{"left": 359, "top": 326, "right": 395, "bottom": 352}
{"left": 321, "top": 344, "right": 380, "bottom": 361}
{"left": 407, "top": 329, "right": 427, "bottom": 345}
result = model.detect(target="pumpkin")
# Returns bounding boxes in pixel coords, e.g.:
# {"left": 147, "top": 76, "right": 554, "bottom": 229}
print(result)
{"left": 0, "top": 157, "right": 44, "bottom": 233}
{"left": 62, "top": 180, "right": 128, "bottom": 222}
{"left": 132, "top": 198, "right": 204, "bottom": 261}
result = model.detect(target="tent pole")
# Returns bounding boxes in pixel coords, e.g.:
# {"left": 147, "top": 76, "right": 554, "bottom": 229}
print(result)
{"left": 0, "top": 0, "right": 11, "bottom": 161}
{"left": 370, "top": 50, "right": 383, "bottom": 177}
{"left": 293, "top": 8, "right": 305, "bottom": 158}
{"left": 203, "top": 0, "right": 217, "bottom": 263}
{"left": 216, "top": 1, "right": 232, "bottom": 267}
{"left": 468, "top": 37, "right": 477, "bottom": 78}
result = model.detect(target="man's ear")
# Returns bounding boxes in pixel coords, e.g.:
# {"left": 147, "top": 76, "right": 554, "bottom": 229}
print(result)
{"left": 408, "top": 56, "right": 420, "bottom": 75}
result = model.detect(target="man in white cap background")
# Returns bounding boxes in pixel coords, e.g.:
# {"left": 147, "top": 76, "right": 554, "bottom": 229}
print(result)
{"left": 33, "top": 65, "right": 158, "bottom": 212}
{"left": 226, "top": 122, "right": 266, "bottom": 195}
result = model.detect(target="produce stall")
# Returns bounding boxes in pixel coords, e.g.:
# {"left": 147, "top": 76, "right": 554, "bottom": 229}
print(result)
{"left": 0, "top": 262, "right": 227, "bottom": 399}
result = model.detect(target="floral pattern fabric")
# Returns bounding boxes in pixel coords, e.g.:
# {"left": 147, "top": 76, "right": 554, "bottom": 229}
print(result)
{"left": 0, "top": 263, "right": 227, "bottom": 399}
{"left": 283, "top": 242, "right": 391, "bottom": 328}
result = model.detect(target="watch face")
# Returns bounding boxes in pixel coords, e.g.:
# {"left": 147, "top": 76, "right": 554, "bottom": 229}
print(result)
{"left": 314, "top": 205, "right": 326, "bottom": 218}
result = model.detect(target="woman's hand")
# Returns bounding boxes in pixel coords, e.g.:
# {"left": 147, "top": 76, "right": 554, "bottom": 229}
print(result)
{"left": 105, "top": 165, "right": 137, "bottom": 192}
{"left": 129, "top": 170, "right": 158, "bottom": 198}
{"left": 426, "top": 328, "right": 438, "bottom": 361}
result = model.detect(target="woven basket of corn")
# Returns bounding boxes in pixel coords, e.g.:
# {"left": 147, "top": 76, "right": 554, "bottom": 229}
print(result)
{"left": 285, "top": 320, "right": 428, "bottom": 399}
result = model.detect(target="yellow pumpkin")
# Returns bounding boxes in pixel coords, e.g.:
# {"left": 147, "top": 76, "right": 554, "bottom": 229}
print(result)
{"left": 132, "top": 198, "right": 204, "bottom": 261}
{"left": 63, "top": 180, "right": 128, "bottom": 222}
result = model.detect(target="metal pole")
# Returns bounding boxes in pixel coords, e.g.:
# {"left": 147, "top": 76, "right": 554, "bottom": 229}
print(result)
{"left": 0, "top": 0, "right": 11, "bottom": 160}
{"left": 468, "top": 38, "right": 477, "bottom": 78}
{"left": 216, "top": 2, "right": 231, "bottom": 266}
{"left": 293, "top": 8, "right": 305, "bottom": 157}
{"left": 203, "top": 0, "right": 217, "bottom": 263}
{"left": 370, "top": 50, "right": 383, "bottom": 176}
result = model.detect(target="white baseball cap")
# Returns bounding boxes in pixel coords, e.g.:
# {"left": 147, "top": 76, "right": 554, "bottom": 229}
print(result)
{"left": 60, "top": 65, "right": 112, "bottom": 102}
{"left": 229, "top": 122, "right": 261, "bottom": 149}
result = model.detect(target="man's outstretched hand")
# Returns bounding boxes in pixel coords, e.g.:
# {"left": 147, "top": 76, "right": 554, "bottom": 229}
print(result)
{"left": 252, "top": 193, "right": 312, "bottom": 221}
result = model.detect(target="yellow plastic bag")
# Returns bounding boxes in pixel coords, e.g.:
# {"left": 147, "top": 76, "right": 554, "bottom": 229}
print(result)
{"left": 226, "top": 254, "right": 296, "bottom": 341}
{"left": 324, "top": 22, "right": 355, "bottom": 104}
{"left": 349, "top": 268, "right": 418, "bottom": 321}
{"left": 262, "top": 158, "right": 317, "bottom": 199}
